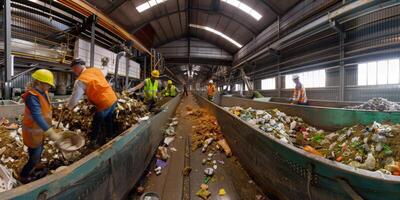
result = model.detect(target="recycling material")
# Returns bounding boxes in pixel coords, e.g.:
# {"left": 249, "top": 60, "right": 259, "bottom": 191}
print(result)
{"left": 53, "top": 92, "right": 149, "bottom": 134}
{"left": 227, "top": 106, "right": 400, "bottom": 175}
{"left": 346, "top": 98, "right": 400, "bottom": 112}
{"left": 0, "top": 92, "right": 149, "bottom": 190}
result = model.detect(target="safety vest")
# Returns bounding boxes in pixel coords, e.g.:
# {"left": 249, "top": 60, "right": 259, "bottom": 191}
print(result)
{"left": 207, "top": 84, "right": 216, "bottom": 97}
{"left": 293, "top": 85, "right": 308, "bottom": 104}
{"left": 78, "top": 68, "right": 117, "bottom": 111}
{"left": 164, "top": 85, "right": 177, "bottom": 97}
{"left": 22, "top": 88, "right": 52, "bottom": 148}
{"left": 144, "top": 78, "right": 158, "bottom": 102}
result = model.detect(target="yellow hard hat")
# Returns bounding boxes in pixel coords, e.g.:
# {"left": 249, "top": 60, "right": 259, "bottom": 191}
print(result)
{"left": 167, "top": 80, "right": 172, "bottom": 85}
{"left": 32, "top": 69, "right": 55, "bottom": 87}
{"left": 151, "top": 70, "right": 160, "bottom": 78}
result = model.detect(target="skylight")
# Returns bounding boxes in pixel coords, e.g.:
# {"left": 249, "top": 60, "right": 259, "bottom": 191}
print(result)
{"left": 136, "top": 0, "right": 167, "bottom": 13}
{"left": 221, "top": 0, "right": 262, "bottom": 21}
{"left": 189, "top": 24, "right": 243, "bottom": 48}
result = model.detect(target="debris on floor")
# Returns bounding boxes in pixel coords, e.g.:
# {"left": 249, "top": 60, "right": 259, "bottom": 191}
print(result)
{"left": 227, "top": 106, "right": 400, "bottom": 175}
{"left": 346, "top": 98, "right": 400, "bottom": 111}
{"left": 182, "top": 167, "right": 192, "bottom": 176}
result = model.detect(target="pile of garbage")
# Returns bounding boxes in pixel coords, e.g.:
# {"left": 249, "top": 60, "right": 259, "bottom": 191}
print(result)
{"left": 227, "top": 106, "right": 400, "bottom": 176}
{"left": 0, "top": 118, "right": 67, "bottom": 190}
{"left": 186, "top": 107, "right": 232, "bottom": 199}
{"left": 346, "top": 98, "right": 400, "bottom": 112}
{"left": 187, "top": 107, "right": 231, "bottom": 156}
{"left": 53, "top": 92, "right": 149, "bottom": 134}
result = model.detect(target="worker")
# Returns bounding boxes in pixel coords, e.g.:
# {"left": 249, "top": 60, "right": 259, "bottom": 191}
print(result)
{"left": 207, "top": 80, "right": 216, "bottom": 101}
{"left": 183, "top": 83, "right": 188, "bottom": 96}
{"left": 290, "top": 75, "right": 308, "bottom": 105}
{"left": 66, "top": 58, "right": 117, "bottom": 145}
{"left": 127, "top": 69, "right": 162, "bottom": 111}
{"left": 20, "top": 69, "right": 61, "bottom": 183}
{"left": 163, "top": 80, "right": 179, "bottom": 97}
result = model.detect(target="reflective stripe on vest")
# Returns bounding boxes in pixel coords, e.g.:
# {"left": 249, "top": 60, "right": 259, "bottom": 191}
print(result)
{"left": 78, "top": 68, "right": 117, "bottom": 111}
{"left": 144, "top": 78, "right": 158, "bottom": 101}
{"left": 22, "top": 89, "right": 52, "bottom": 148}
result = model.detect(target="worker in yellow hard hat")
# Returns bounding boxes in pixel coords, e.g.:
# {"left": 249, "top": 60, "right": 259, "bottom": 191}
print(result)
{"left": 163, "top": 80, "right": 179, "bottom": 97}
{"left": 128, "top": 69, "right": 162, "bottom": 110}
{"left": 20, "top": 69, "right": 62, "bottom": 183}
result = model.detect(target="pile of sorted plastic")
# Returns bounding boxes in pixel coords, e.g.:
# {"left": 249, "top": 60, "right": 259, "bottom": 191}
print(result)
{"left": 227, "top": 106, "right": 400, "bottom": 176}
{"left": 53, "top": 92, "right": 149, "bottom": 134}
{"left": 346, "top": 98, "right": 400, "bottom": 112}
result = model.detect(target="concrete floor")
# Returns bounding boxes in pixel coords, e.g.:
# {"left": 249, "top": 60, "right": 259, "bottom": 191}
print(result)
{"left": 129, "top": 94, "right": 265, "bottom": 200}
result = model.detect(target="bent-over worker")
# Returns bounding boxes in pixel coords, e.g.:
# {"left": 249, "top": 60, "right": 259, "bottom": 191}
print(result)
{"left": 66, "top": 59, "right": 117, "bottom": 145}
{"left": 20, "top": 69, "right": 61, "bottom": 183}
{"left": 163, "top": 80, "right": 179, "bottom": 97}
{"left": 127, "top": 70, "right": 162, "bottom": 111}
{"left": 207, "top": 80, "right": 216, "bottom": 101}
{"left": 290, "top": 75, "right": 308, "bottom": 105}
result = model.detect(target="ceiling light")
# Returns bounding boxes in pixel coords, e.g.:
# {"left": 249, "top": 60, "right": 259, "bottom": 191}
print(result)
{"left": 221, "top": 0, "right": 262, "bottom": 21}
{"left": 136, "top": 0, "right": 167, "bottom": 13}
{"left": 189, "top": 24, "right": 242, "bottom": 48}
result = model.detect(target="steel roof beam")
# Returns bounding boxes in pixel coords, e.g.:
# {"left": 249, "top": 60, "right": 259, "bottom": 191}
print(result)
{"left": 128, "top": 8, "right": 257, "bottom": 36}
{"left": 259, "top": 0, "right": 282, "bottom": 16}
{"left": 105, "top": 0, "right": 128, "bottom": 14}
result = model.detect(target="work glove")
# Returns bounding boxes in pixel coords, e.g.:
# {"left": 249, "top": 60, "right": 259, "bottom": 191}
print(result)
{"left": 44, "top": 128, "right": 62, "bottom": 142}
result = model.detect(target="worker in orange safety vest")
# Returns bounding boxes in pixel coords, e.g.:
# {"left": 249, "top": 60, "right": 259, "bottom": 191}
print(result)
{"left": 207, "top": 80, "right": 216, "bottom": 101}
{"left": 20, "top": 69, "right": 62, "bottom": 183}
{"left": 66, "top": 58, "right": 117, "bottom": 145}
{"left": 290, "top": 75, "right": 308, "bottom": 105}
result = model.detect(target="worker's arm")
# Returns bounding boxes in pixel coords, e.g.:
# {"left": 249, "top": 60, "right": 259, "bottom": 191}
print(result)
{"left": 25, "top": 95, "right": 51, "bottom": 131}
{"left": 67, "top": 80, "right": 86, "bottom": 110}
{"left": 127, "top": 81, "right": 145, "bottom": 93}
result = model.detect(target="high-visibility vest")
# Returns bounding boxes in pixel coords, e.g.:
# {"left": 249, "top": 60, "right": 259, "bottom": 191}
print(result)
{"left": 293, "top": 85, "right": 308, "bottom": 104}
{"left": 207, "top": 84, "right": 216, "bottom": 96}
{"left": 164, "top": 85, "right": 177, "bottom": 97}
{"left": 22, "top": 88, "right": 52, "bottom": 148}
{"left": 144, "top": 78, "right": 158, "bottom": 101}
{"left": 78, "top": 68, "right": 117, "bottom": 111}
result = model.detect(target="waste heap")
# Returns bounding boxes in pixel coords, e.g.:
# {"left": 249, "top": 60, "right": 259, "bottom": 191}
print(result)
{"left": 227, "top": 106, "right": 400, "bottom": 176}
{"left": 0, "top": 92, "right": 149, "bottom": 189}
{"left": 0, "top": 118, "right": 65, "bottom": 185}
{"left": 346, "top": 98, "right": 400, "bottom": 111}
{"left": 53, "top": 92, "right": 149, "bottom": 134}
{"left": 186, "top": 107, "right": 232, "bottom": 199}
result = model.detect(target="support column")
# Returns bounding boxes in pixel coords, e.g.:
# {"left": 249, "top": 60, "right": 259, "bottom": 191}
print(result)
{"left": 339, "top": 32, "right": 345, "bottom": 101}
{"left": 90, "top": 15, "right": 97, "bottom": 67}
{"left": 3, "top": 0, "right": 12, "bottom": 99}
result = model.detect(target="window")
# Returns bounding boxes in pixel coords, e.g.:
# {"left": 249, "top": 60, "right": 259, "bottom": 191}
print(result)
{"left": 223, "top": 85, "right": 231, "bottom": 91}
{"left": 357, "top": 59, "right": 400, "bottom": 86}
{"left": 285, "top": 69, "right": 326, "bottom": 89}
{"left": 235, "top": 84, "right": 242, "bottom": 91}
{"left": 261, "top": 78, "right": 276, "bottom": 90}
{"left": 136, "top": 0, "right": 167, "bottom": 13}
{"left": 221, "top": 0, "right": 262, "bottom": 20}
{"left": 189, "top": 24, "right": 242, "bottom": 48}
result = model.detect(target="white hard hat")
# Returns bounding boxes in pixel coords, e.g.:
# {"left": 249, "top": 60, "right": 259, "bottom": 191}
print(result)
{"left": 292, "top": 75, "right": 300, "bottom": 80}
{"left": 209, "top": 80, "right": 213, "bottom": 84}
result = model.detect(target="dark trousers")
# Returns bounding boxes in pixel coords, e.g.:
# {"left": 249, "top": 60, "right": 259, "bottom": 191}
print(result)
{"left": 92, "top": 103, "right": 116, "bottom": 144}
{"left": 21, "top": 145, "right": 43, "bottom": 177}
{"left": 183, "top": 90, "right": 188, "bottom": 96}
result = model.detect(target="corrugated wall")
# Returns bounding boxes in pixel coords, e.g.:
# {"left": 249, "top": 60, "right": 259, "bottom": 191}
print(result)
{"left": 228, "top": 2, "right": 400, "bottom": 103}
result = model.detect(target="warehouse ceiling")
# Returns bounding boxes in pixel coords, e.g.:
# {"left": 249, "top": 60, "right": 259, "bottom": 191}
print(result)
{"left": 87, "top": 0, "right": 300, "bottom": 81}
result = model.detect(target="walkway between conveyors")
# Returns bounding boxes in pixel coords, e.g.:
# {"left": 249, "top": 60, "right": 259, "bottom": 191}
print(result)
{"left": 129, "top": 93, "right": 266, "bottom": 200}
